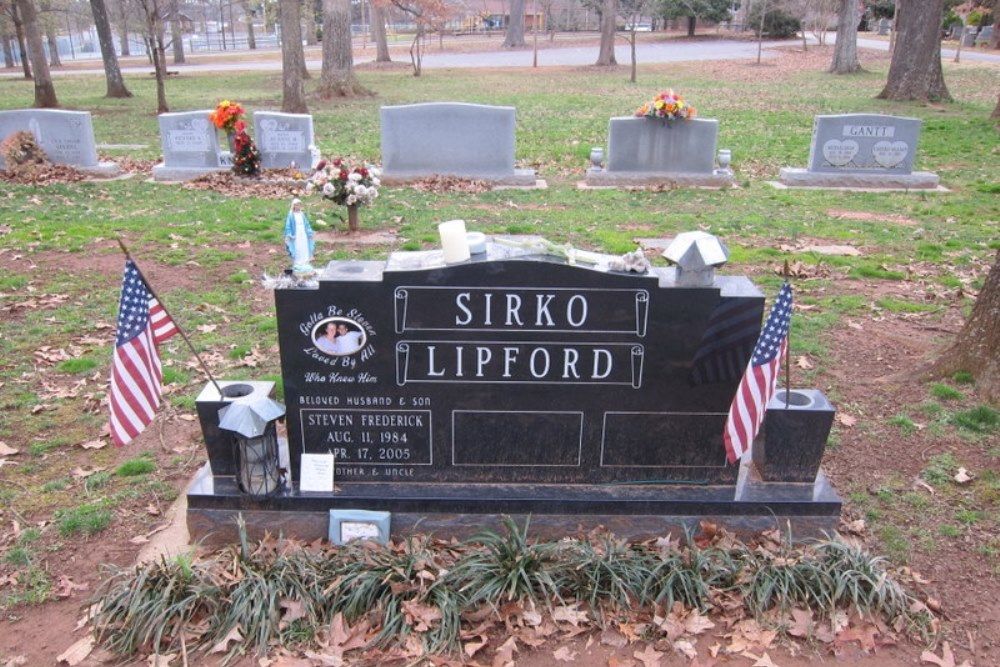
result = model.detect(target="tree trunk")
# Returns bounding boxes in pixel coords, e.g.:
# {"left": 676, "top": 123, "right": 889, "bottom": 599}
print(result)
{"left": 503, "top": 0, "right": 525, "bottom": 47}
{"left": 16, "top": 0, "right": 58, "bottom": 106}
{"left": 371, "top": 2, "right": 390, "bottom": 62}
{"left": 318, "top": 0, "right": 371, "bottom": 96}
{"left": 922, "top": 250, "right": 1000, "bottom": 405}
{"left": 279, "top": 0, "right": 307, "bottom": 112}
{"left": 153, "top": 30, "right": 168, "bottom": 112}
{"left": 11, "top": 1, "right": 33, "bottom": 79}
{"left": 992, "top": 94, "right": 1000, "bottom": 119}
{"left": 877, "top": 0, "right": 950, "bottom": 101}
{"left": 594, "top": 0, "right": 616, "bottom": 65}
{"left": 629, "top": 32, "right": 636, "bottom": 82}
{"left": 171, "top": 1, "right": 185, "bottom": 64}
{"left": 687, "top": 15, "right": 695, "bottom": 37}
{"left": 117, "top": 1, "right": 130, "bottom": 56}
{"left": 1, "top": 25, "right": 15, "bottom": 68}
{"left": 830, "top": 0, "right": 860, "bottom": 73}
{"left": 243, "top": 0, "right": 256, "bottom": 49}
{"left": 90, "top": 0, "right": 132, "bottom": 97}
{"left": 989, "top": 11, "right": 998, "bottom": 49}
{"left": 42, "top": 8, "right": 61, "bottom": 66}
{"left": 408, "top": 25, "right": 422, "bottom": 76}
{"left": 305, "top": 0, "right": 318, "bottom": 44}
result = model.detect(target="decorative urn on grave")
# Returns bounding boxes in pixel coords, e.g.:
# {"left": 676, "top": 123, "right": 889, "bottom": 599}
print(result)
{"left": 755, "top": 389, "right": 836, "bottom": 484}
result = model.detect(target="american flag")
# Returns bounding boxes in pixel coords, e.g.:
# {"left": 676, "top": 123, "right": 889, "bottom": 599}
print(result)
{"left": 723, "top": 282, "right": 793, "bottom": 465}
{"left": 109, "top": 260, "right": 178, "bottom": 447}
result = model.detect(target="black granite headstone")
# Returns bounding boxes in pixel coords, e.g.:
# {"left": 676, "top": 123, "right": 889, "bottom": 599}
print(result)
{"left": 187, "top": 242, "right": 843, "bottom": 543}
{"left": 273, "top": 248, "right": 763, "bottom": 487}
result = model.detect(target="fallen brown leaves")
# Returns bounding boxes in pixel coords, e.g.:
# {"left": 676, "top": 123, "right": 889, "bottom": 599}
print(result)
{"left": 0, "top": 164, "right": 86, "bottom": 184}
{"left": 409, "top": 175, "right": 492, "bottom": 193}
{"left": 183, "top": 170, "right": 307, "bottom": 199}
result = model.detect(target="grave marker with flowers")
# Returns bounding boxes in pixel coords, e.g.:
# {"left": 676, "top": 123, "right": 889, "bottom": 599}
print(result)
{"left": 585, "top": 89, "right": 734, "bottom": 189}
{"left": 306, "top": 158, "right": 381, "bottom": 232}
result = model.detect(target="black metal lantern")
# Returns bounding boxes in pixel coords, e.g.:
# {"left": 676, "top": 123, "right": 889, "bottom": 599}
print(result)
{"left": 218, "top": 398, "right": 286, "bottom": 498}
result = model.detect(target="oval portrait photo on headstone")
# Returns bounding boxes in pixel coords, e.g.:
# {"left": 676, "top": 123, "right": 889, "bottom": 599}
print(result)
{"left": 312, "top": 317, "right": 367, "bottom": 356}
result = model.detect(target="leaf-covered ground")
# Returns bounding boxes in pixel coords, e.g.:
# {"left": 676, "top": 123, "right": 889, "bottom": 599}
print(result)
{"left": 0, "top": 34, "right": 998, "bottom": 667}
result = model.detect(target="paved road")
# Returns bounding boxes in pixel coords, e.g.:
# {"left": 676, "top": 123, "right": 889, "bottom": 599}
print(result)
{"left": 3, "top": 35, "right": 997, "bottom": 78}
{"left": 857, "top": 37, "right": 1000, "bottom": 64}
{"left": 0, "top": 38, "right": 806, "bottom": 77}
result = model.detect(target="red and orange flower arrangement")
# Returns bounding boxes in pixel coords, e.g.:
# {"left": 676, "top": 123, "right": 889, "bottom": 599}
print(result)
{"left": 634, "top": 89, "right": 696, "bottom": 121}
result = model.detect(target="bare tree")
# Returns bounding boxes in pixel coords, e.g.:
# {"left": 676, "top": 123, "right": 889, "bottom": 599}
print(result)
{"left": 318, "top": 0, "right": 372, "bottom": 96}
{"left": 877, "top": 0, "right": 950, "bottom": 101}
{"left": 1, "top": 22, "right": 15, "bottom": 68}
{"left": 15, "top": 0, "right": 58, "bottom": 106}
{"left": 595, "top": 0, "right": 616, "bottom": 65}
{"left": 169, "top": 0, "right": 184, "bottom": 64}
{"left": 503, "top": 0, "right": 525, "bottom": 47}
{"left": 377, "top": 0, "right": 450, "bottom": 76}
{"left": 7, "top": 0, "right": 33, "bottom": 78}
{"left": 39, "top": 0, "right": 60, "bottom": 66}
{"left": 370, "top": 1, "right": 390, "bottom": 61}
{"left": 619, "top": 0, "right": 650, "bottom": 82}
{"left": 829, "top": 0, "right": 860, "bottom": 73}
{"left": 922, "top": 250, "right": 1000, "bottom": 404}
{"left": 90, "top": 0, "right": 133, "bottom": 97}
{"left": 241, "top": 0, "right": 256, "bottom": 48}
{"left": 279, "top": 0, "right": 307, "bottom": 111}
{"left": 134, "top": 0, "right": 169, "bottom": 111}
{"left": 112, "top": 0, "right": 131, "bottom": 55}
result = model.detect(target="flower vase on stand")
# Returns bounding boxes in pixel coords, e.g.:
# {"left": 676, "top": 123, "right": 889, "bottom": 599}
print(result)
{"left": 346, "top": 205, "right": 360, "bottom": 233}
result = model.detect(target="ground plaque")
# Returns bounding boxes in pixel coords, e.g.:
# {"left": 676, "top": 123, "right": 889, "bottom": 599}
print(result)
{"left": 187, "top": 241, "right": 842, "bottom": 542}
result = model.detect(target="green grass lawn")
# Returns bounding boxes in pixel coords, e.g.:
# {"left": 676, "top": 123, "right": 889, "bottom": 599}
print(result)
{"left": 0, "top": 48, "right": 998, "bottom": 631}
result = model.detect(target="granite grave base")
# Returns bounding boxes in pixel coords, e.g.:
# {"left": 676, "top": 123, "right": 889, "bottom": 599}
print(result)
{"left": 584, "top": 167, "right": 735, "bottom": 189}
{"left": 151, "top": 163, "right": 231, "bottom": 182}
{"left": 186, "top": 462, "right": 841, "bottom": 546}
{"left": 776, "top": 167, "right": 941, "bottom": 190}
{"left": 379, "top": 169, "right": 540, "bottom": 187}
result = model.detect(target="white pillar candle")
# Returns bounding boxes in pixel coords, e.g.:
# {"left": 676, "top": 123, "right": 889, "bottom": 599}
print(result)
{"left": 438, "top": 219, "right": 470, "bottom": 264}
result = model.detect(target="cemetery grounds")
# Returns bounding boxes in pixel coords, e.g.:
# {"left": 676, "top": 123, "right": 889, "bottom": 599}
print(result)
{"left": 0, "top": 37, "right": 999, "bottom": 667}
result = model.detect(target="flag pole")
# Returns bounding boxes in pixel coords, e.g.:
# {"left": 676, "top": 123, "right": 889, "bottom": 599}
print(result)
{"left": 116, "top": 239, "right": 225, "bottom": 398}
{"left": 782, "top": 260, "right": 792, "bottom": 409}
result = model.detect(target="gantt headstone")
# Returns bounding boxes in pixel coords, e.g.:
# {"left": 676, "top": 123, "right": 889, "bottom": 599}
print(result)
{"left": 778, "top": 113, "right": 940, "bottom": 189}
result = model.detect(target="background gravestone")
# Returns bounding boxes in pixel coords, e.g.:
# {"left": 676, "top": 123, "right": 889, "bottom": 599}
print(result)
{"left": 379, "top": 103, "right": 537, "bottom": 186}
{"left": 253, "top": 111, "right": 318, "bottom": 169}
{"left": 586, "top": 117, "right": 733, "bottom": 187}
{"left": 778, "top": 113, "right": 940, "bottom": 189}
{"left": 0, "top": 109, "right": 119, "bottom": 176}
{"left": 152, "top": 110, "right": 229, "bottom": 181}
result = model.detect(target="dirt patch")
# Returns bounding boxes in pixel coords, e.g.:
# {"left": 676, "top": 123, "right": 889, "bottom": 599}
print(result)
{"left": 826, "top": 209, "right": 922, "bottom": 226}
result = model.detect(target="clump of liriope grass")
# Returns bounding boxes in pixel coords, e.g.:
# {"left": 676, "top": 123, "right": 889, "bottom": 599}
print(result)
{"left": 91, "top": 550, "right": 223, "bottom": 655}
{"left": 88, "top": 518, "right": 935, "bottom": 662}
{"left": 320, "top": 535, "right": 462, "bottom": 653}
{"left": 643, "top": 532, "right": 741, "bottom": 612}
{"left": 557, "top": 534, "right": 654, "bottom": 622}
{"left": 812, "top": 536, "right": 917, "bottom": 622}
{"left": 447, "top": 516, "right": 565, "bottom": 611}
